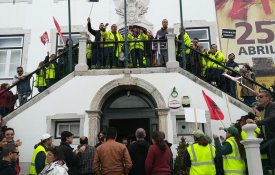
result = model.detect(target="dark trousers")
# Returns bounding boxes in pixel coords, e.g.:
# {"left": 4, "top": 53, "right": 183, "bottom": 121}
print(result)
{"left": 206, "top": 68, "right": 226, "bottom": 91}
{"left": 131, "top": 49, "right": 144, "bottom": 68}
{"left": 104, "top": 46, "right": 116, "bottom": 68}
{"left": 92, "top": 47, "right": 104, "bottom": 68}
{"left": 226, "top": 79, "right": 237, "bottom": 98}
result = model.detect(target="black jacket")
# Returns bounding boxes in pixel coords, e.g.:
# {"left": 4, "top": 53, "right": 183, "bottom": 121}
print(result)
{"left": 0, "top": 160, "right": 16, "bottom": 175}
{"left": 128, "top": 140, "right": 150, "bottom": 175}
{"left": 257, "top": 102, "right": 275, "bottom": 139}
{"left": 59, "top": 141, "right": 80, "bottom": 175}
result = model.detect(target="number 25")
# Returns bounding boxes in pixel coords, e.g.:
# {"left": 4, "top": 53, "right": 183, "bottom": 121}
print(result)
{"left": 235, "top": 21, "right": 274, "bottom": 44}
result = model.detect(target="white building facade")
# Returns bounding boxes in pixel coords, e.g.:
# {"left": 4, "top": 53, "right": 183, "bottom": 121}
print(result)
{"left": 0, "top": 0, "right": 252, "bottom": 174}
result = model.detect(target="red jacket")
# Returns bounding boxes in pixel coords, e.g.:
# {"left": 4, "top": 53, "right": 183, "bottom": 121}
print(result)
{"left": 145, "top": 144, "right": 171, "bottom": 175}
{"left": 0, "top": 87, "right": 16, "bottom": 110}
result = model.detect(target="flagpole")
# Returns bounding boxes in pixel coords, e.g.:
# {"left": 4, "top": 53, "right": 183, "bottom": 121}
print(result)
{"left": 89, "top": 2, "right": 94, "bottom": 17}
{"left": 194, "top": 108, "right": 198, "bottom": 130}
{"left": 68, "top": 0, "right": 73, "bottom": 72}
{"left": 224, "top": 93, "right": 233, "bottom": 123}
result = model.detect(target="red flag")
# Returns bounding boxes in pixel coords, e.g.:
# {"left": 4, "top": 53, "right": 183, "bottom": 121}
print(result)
{"left": 53, "top": 16, "right": 65, "bottom": 43}
{"left": 202, "top": 90, "right": 224, "bottom": 120}
{"left": 40, "top": 32, "right": 49, "bottom": 45}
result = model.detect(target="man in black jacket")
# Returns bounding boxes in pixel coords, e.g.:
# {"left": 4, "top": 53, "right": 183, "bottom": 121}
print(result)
{"left": 248, "top": 90, "right": 275, "bottom": 169}
{"left": 128, "top": 128, "right": 149, "bottom": 175}
{"left": 0, "top": 144, "right": 18, "bottom": 175}
{"left": 87, "top": 17, "right": 108, "bottom": 69}
{"left": 59, "top": 131, "right": 84, "bottom": 175}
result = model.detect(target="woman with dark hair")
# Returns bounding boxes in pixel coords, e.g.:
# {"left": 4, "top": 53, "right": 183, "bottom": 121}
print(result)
{"left": 39, "top": 146, "right": 68, "bottom": 175}
{"left": 214, "top": 126, "right": 246, "bottom": 175}
{"left": 183, "top": 130, "right": 217, "bottom": 175}
{"left": 145, "top": 131, "right": 171, "bottom": 175}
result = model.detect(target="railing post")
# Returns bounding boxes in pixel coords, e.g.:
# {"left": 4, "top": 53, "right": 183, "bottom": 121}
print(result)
{"left": 166, "top": 30, "right": 179, "bottom": 70}
{"left": 241, "top": 124, "right": 263, "bottom": 175}
{"left": 75, "top": 31, "right": 88, "bottom": 72}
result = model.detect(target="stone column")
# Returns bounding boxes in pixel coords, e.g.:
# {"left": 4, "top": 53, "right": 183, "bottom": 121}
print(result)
{"left": 86, "top": 110, "right": 102, "bottom": 146}
{"left": 166, "top": 33, "right": 179, "bottom": 70}
{"left": 157, "top": 108, "right": 169, "bottom": 137}
{"left": 241, "top": 124, "right": 263, "bottom": 175}
{"left": 75, "top": 31, "right": 88, "bottom": 72}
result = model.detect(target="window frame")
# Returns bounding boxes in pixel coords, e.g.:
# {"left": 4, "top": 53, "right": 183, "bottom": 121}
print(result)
{"left": 185, "top": 27, "right": 211, "bottom": 50}
{"left": 0, "top": 35, "right": 24, "bottom": 78}
{"left": 56, "top": 32, "right": 81, "bottom": 51}
{"left": 55, "top": 120, "right": 80, "bottom": 139}
{"left": 46, "top": 113, "right": 85, "bottom": 145}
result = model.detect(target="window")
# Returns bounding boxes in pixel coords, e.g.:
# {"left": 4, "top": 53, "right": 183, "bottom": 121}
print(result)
{"left": 47, "top": 113, "right": 85, "bottom": 144}
{"left": 56, "top": 33, "right": 80, "bottom": 50}
{"left": 0, "top": 36, "right": 23, "bottom": 78}
{"left": 55, "top": 121, "right": 80, "bottom": 138}
{"left": 186, "top": 27, "right": 211, "bottom": 50}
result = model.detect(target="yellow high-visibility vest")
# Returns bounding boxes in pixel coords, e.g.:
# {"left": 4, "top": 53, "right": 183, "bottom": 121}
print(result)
{"left": 29, "top": 145, "right": 47, "bottom": 175}
{"left": 34, "top": 69, "right": 47, "bottom": 87}
{"left": 128, "top": 33, "right": 148, "bottom": 52}
{"left": 223, "top": 137, "right": 246, "bottom": 175}
{"left": 45, "top": 63, "right": 56, "bottom": 79}
{"left": 187, "top": 143, "right": 216, "bottom": 175}
{"left": 104, "top": 31, "right": 124, "bottom": 57}
{"left": 86, "top": 43, "right": 93, "bottom": 59}
{"left": 206, "top": 51, "right": 225, "bottom": 69}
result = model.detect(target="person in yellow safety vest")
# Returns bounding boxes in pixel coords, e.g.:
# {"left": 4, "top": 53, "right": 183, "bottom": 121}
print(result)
{"left": 183, "top": 130, "right": 216, "bottom": 175}
{"left": 214, "top": 126, "right": 246, "bottom": 175}
{"left": 128, "top": 25, "right": 148, "bottom": 68}
{"left": 29, "top": 133, "right": 53, "bottom": 175}
{"left": 103, "top": 24, "right": 124, "bottom": 69}
{"left": 45, "top": 54, "right": 58, "bottom": 88}
{"left": 34, "top": 61, "right": 47, "bottom": 93}
{"left": 205, "top": 44, "right": 226, "bottom": 91}
{"left": 201, "top": 49, "right": 209, "bottom": 79}
{"left": 176, "top": 27, "right": 191, "bottom": 70}
{"left": 86, "top": 40, "right": 93, "bottom": 69}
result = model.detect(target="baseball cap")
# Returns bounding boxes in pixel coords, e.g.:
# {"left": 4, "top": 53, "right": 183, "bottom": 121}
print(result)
{"left": 193, "top": 130, "right": 205, "bottom": 138}
{"left": 41, "top": 133, "right": 51, "bottom": 141}
{"left": 224, "top": 126, "right": 239, "bottom": 137}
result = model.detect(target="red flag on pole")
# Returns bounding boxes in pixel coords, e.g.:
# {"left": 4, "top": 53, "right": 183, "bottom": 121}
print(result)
{"left": 53, "top": 16, "right": 65, "bottom": 43}
{"left": 202, "top": 90, "right": 224, "bottom": 120}
{"left": 40, "top": 32, "right": 49, "bottom": 45}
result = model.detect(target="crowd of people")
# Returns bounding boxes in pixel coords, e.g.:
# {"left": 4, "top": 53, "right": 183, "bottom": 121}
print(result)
{"left": 0, "top": 126, "right": 173, "bottom": 175}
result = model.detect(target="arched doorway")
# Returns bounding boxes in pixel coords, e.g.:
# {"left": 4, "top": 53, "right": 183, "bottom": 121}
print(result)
{"left": 87, "top": 75, "right": 169, "bottom": 146}
{"left": 101, "top": 89, "right": 158, "bottom": 142}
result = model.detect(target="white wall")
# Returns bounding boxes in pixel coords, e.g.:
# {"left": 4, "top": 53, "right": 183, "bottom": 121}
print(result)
{"left": 0, "top": 0, "right": 217, "bottom": 72}
{"left": 7, "top": 72, "right": 247, "bottom": 163}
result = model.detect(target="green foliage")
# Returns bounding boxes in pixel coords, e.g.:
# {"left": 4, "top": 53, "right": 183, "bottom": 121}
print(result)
{"left": 174, "top": 136, "right": 189, "bottom": 175}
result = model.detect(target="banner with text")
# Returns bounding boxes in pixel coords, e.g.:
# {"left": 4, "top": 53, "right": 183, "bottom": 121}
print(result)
{"left": 215, "top": 0, "right": 275, "bottom": 87}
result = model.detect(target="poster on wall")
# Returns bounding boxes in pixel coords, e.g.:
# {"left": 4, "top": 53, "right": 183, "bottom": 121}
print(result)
{"left": 215, "top": 0, "right": 275, "bottom": 87}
